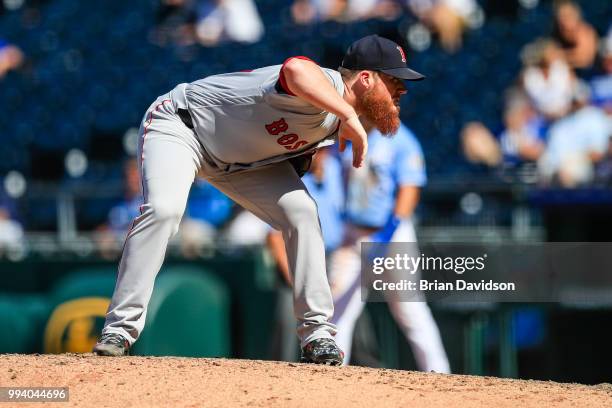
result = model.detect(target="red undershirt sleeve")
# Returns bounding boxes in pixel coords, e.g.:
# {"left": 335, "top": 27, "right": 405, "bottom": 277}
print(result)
{"left": 277, "top": 56, "right": 316, "bottom": 96}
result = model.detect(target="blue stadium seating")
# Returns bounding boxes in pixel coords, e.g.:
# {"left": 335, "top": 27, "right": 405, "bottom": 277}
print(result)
{"left": 1, "top": 0, "right": 611, "bottom": 228}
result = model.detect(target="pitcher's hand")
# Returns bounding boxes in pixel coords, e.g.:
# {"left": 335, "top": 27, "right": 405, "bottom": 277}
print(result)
{"left": 338, "top": 115, "right": 368, "bottom": 168}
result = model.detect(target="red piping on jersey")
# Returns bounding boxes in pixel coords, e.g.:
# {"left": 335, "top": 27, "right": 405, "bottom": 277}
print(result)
{"left": 278, "top": 56, "right": 315, "bottom": 96}
{"left": 122, "top": 98, "right": 172, "bottom": 247}
{"left": 139, "top": 99, "right": 172, "bottom": 213}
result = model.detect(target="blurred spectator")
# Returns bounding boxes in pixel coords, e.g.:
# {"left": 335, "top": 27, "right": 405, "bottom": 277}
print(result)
{"left": 0, "top": 39, "right": 24, "bottom": 79}
{"left": 406, "top": 0, "right": 481, "bottom": 53}
{"left": 180, "top": 180, "right": 233, "bottom": 257}
{"left": 0, "top": 205, "right": 24, "bottom": 258}
{"left": 151, "top": 0, "right": 198, "bottom": 47}
{"left": 538, "top": 82, "right": 612, "bottom": 188}
{"left": 95, "top": 158, "right": 142, "bottom": 259}
{"left": 590, "top": 28, "right": 612, "bottom": 114}
{"left": 552, "top": 0, "right": 598, "bottom": 70}
{"left": 96, "top": 159, "right": 234, "bottom": 258}
{"left": 498, "top": 91, "right": 546, "bottom": 165}
{"left": 195, "top": 0, "right": 264, "bottom": 47}
{"left": 343, "top": 0, "right": 401, "bottom": 22}
{"left": 594, "top": 136, "right": 612, "bottom": 187}
{"left": 105, "top": 159, "right": 142, "bottom": 236}
{"left": 461, "top": 122, "right": 502, "bottom": 167}
{"left": 290, "top": 0, "right": 400, "bottom": 25}
{"left": 521, "top": 38, "right": 576, "bottom": 121}
{"left": 223, "top": 209, "right": 269, "bottom": 246}
{"left": 461, "top": 89, "right": 545, "bottom": 169}
{"left": 290, "top": 0, "right": 347, "bottom": 24}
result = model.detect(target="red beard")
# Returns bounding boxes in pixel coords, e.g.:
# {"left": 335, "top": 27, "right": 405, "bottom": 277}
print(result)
{"left": 357, "top": 88, "right": 401, "bottom": 136}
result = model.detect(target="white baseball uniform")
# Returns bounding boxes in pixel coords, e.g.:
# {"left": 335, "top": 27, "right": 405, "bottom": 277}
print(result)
{"left": 102, "top": 61, "right": 344, "bottom": 348}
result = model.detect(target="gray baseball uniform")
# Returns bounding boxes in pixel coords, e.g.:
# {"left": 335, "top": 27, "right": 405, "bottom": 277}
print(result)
{"left": 102, "top": 62, "right": 344, "bottom": 348}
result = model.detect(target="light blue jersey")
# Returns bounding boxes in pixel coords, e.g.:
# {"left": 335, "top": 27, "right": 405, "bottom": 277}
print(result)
{"left": 343, "top": 123, "right": 426, "bottom": 228}
{"left": 302, "top": 154, "right": 345, "bottom": 252}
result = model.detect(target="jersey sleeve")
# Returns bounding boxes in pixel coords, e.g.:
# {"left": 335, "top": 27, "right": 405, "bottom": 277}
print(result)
{"left": 276, "top": 57, "right": 344, "bottom": 97}
{"left": 320, "top": 68, "right": 345, "bottom": 96}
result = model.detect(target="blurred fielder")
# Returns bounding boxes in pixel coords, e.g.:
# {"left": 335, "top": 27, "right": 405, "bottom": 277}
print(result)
{"left": 329, "top": 120, "right": 450, "bottom": 373}
{"left": 94, "top": 34, "right": 425, "bottom": 365}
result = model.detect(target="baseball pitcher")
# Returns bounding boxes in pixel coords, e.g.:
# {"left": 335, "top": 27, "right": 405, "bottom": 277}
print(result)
{"left": 93, "top": 35, "right": 425, "bottom": 365}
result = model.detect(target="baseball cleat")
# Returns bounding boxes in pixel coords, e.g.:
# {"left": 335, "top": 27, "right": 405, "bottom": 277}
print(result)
{"left": 300, "top": 338, "right": 344, "bottom": 366}
{"left": 93, "top": 333, "right": 130, "bottom": 356}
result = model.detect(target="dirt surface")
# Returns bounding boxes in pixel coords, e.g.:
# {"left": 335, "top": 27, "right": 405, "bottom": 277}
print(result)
{"left": 0, "top": 354, "right": 611, "bottom": 408}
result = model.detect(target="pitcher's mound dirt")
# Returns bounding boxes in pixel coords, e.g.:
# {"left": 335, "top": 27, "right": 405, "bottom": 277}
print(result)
{"left": 1, "top": 354, "right": 611, "bottom": 407}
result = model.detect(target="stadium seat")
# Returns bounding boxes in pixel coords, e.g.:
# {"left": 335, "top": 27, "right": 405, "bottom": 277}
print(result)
{"left": 0, "top": 0, "right": 606, "bottom": 228}
{"left": 133, "top": 266, "right": 231, "bottom": 358}
{"left": 43, "top": 268, "right": 117, "bottom": 353}
{"left": 0, "top": 294, "right": 51, "bottom": 353}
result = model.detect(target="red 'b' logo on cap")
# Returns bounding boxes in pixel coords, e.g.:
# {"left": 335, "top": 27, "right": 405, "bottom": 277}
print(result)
{"left": 397, "top": 46, "right": 406, "bottom": 63}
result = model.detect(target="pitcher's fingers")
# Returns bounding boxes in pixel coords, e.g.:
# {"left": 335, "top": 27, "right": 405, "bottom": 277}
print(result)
{"left": 339, "top": 136, "right": 346, "bottom": 152}
{"left": 353, "top": 145, "right": 364, "bottom": 168}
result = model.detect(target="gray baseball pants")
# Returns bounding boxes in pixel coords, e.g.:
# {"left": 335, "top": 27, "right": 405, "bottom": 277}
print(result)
{"left": 101, "top": 91, "right": 337, "bottom": 348}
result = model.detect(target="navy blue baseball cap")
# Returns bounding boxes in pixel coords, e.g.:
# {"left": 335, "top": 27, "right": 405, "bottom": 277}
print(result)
{"left": 341, "top": 35, "right": 425, "bottom": 81}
